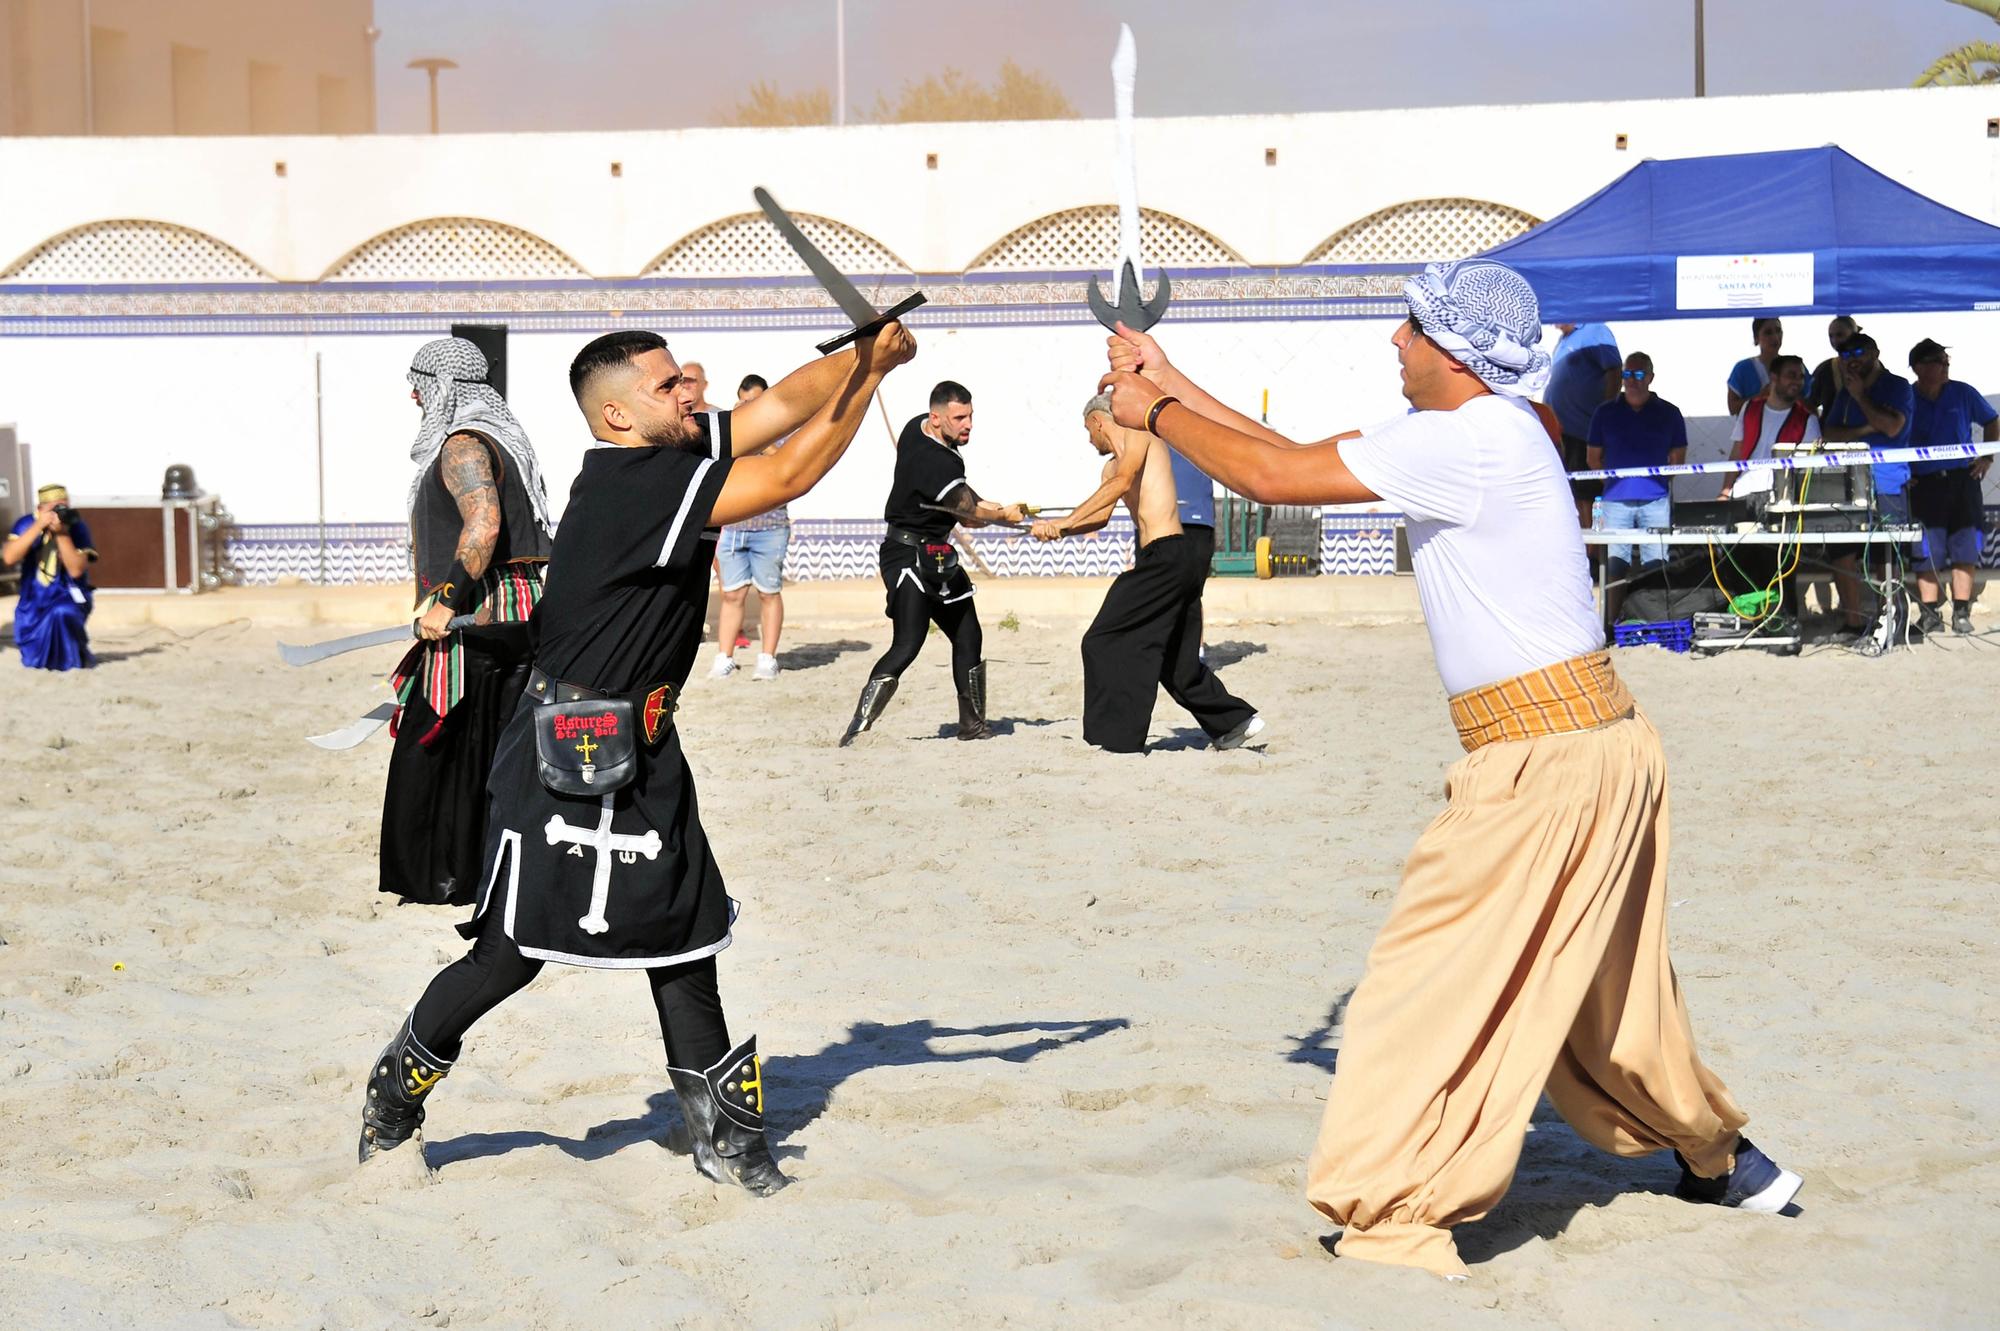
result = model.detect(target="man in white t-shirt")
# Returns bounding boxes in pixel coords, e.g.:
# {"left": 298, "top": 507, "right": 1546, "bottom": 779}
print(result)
{"left": 1719, "top": 354, "right": 1819, "bottom": 503}
{"left": 1098, "top": 259, "right": 1799, "bottom": 1281}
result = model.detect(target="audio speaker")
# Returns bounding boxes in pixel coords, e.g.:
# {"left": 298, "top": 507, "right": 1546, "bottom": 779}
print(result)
{"left": 451, "top": 323, "right": 508, "bottom": 399}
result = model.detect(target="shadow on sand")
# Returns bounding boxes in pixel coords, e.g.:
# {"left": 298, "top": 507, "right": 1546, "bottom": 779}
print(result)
{"left": 428, "top": 1015, "right": 1129, "bottom": 1171}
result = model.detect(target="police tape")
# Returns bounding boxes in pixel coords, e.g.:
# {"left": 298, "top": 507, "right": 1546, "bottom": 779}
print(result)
{"left": 1568, "top": 441, "right": 1999, "bottom": 481}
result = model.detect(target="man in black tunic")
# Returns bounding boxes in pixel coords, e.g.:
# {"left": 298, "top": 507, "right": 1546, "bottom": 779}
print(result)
{"left": 358, "top": 321, "right": 918, "bottom": 1195}
{"left": 840, "top": 380, "right": 1024, "bottom": 744}
{"left": 380, "top": 337, "right": 555, "bottom": 907}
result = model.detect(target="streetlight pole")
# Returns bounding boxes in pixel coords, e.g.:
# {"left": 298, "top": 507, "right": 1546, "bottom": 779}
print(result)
{"left": 835, "top": 0, "right": 846, "bottom": 126}
{"left": 1694, "top": 0, "right": 1706, "bottom": 97}
{"left": 407, "top": 57, "right": 458, "bottom": 133}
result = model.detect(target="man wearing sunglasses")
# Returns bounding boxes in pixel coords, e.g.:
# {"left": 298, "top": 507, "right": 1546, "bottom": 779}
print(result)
{"left": 1821, "top": 332, "right": 1914, "bottom": 636}
{"left": 1806, "top": 315, "right": 1861, "bottom": 415}
{"left": 1586, "top": 352, "right": 1687, "bottom": 619}
{"left": 1905, "top": 338, "right": 1996, "bottom": 636}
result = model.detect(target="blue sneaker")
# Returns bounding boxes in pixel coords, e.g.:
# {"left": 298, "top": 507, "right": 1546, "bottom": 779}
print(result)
{"left": 1674, "top": 1137, "right": 1802, "bottom": 1213}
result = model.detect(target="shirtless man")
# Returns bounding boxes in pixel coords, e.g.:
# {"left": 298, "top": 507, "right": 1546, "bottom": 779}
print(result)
{"left": 1032, "top": 395, "right": 1262, "bottom": 753}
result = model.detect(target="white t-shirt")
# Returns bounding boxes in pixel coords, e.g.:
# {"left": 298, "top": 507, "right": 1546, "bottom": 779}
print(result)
{"left": 1340, "top": 395, "right": 1604, "bottom": 695}
{"left": 1726, "top": 398, "right": 1822, "bottom": 499}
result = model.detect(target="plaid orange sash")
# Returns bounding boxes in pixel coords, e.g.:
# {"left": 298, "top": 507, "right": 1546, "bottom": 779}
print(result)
{"left": 1448, "top": 652, "right": 1634, "bottom": 754}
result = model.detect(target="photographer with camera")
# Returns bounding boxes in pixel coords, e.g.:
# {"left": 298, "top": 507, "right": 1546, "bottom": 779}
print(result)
{"left": 3, "top": 483, "right": 98, "bottom": 670}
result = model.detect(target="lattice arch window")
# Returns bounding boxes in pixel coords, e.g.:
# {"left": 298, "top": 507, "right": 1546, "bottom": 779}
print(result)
{"left": 2, "top": 220, "right": 271, "bottom": 282}
{"left": 643, "top": 213, "right": 909, "bottom": 279}
{"left": 322, "top": 218, "right": 587, "bottom": 281}
{"left": 967, "top": 207, "right": 1243, "bottom": 273}
{"left": 1304, "top": 198, "right": 1539, "bottom": 265}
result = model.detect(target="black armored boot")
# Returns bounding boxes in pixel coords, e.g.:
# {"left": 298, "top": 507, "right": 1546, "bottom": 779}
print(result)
{"left": 358, "top": 1016, "right": 453, "bottom": 1163}
{"left": 667, "top": 1035, "right": 790, "bottom": 1196}
{"left": 838, "top": 675, "right": 898, "bottom": 747}
{"left": 955, "top": 661, "right": 990, "bottom": 740}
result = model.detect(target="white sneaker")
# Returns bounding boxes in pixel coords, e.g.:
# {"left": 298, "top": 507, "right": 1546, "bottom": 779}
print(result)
{"left": 1215, "top": 714, "right": 1268, "bottom": 751}
{"left": 707, "top": 654, "right": 737, "bottom": 679}
{"left": 751, "top": 653, "right": 780, "bottom": 681}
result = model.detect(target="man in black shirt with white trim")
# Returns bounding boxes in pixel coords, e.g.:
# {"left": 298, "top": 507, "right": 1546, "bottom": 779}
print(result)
{"left": 356, "top": 321, "right": 917, "bottom": 1197}
{"left": 842, "top": 380, "right": 1024, "bottom": 744}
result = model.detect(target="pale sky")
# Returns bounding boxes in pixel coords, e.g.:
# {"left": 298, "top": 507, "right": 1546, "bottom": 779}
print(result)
{"left": 372, "top": 0, "right": 1997, "bottom": 135}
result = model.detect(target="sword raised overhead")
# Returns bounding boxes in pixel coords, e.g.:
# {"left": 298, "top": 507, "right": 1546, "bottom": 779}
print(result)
{"left": 1086, "top": 24, "right": 1171, "bottom": 333}
{"left": 753, "top": 187, "right": 927, "bottom": 355}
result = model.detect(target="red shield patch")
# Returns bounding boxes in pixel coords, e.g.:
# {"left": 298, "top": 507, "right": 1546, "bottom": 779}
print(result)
{"left": 643, "top": 685, "right": 670, "bottom": 743}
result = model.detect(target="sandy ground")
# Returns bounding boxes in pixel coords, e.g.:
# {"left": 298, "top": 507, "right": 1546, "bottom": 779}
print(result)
{"left": 1, "top": 602, "right": 1997, "bottom": 1330}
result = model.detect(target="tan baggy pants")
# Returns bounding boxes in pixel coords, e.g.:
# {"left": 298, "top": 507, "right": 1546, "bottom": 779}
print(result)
{"left": 1305, "top": 678, "right": 1747, "bottom": 1279}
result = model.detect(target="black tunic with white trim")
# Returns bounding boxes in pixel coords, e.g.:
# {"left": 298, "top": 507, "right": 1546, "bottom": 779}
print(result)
{"left": 879, "top": 414, "right": 975, "bottom": 607}
{"left": 463, "top": 412, "right": 736, "bottom": 968}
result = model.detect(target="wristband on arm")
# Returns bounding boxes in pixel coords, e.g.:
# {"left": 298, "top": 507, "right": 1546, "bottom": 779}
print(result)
{"left": 433, "top": 560, "right": 480, "bottom": 613}
{"left": 1144, "top": 395, "right": 1180, "bottom": 436}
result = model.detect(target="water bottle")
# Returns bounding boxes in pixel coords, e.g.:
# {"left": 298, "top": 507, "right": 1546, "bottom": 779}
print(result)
{"left": 1590, "top": 497, "right": 1604, "bottom": 531}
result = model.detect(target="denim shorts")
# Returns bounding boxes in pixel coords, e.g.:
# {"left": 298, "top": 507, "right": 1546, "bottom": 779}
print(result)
{"left": 716, "top": 524, "right": 789, "bottom": 594}
{"left": 1601, "top": 495, "right": 1671, "bottom": 571}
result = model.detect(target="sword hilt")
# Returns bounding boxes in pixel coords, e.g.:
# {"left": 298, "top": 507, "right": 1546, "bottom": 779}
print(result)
{"left": 815, "top": 291, "right": 928, "bottom": 356}
{"left": 1087, "top": 259, "right": 1171, "bottom": 334}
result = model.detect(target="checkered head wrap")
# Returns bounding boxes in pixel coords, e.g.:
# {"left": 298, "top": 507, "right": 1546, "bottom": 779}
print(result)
{"left": 406, "top": 337, "right": 554, "bottom": 535}
{"left": 1402, "top": 260, "right": 1552, "bottom": 399}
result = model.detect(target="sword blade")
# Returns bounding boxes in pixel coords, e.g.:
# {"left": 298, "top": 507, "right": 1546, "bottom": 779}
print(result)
{"left": 279, "top": 624, "right": 412, "bottom": 667}
{"left": 1110, "top": 24, "right": 1141, "bottom": 303}
{"left": 754, "top": 187, "right": 882, "bottom": 327}
{"left": 276, "top": 614, "right": 476, "bottom": 667}
{"left": 307, "top": 702, "right": 396, "bottom": 751}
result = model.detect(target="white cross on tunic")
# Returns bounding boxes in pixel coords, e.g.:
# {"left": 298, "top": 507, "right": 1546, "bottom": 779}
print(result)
{"left": 544, "top": 797, "right": 663, "bottom": 935}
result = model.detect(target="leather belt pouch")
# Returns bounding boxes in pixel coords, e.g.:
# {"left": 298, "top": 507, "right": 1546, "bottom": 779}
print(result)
{"left": 533, "top": 698, "right": 637, "bottom": 795}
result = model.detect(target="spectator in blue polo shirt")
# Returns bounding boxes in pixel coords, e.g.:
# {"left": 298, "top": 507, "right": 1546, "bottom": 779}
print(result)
{"left": 1587, "top": 351, "right": 1686, "bottom": 617}
{"left": 1906, "top": 337, "right": 1997, "bottom": 636}
{"left": 1726, "top": 317, "right": 1784, "bottom": 416}
{"left": 1821, "top": 331, "right": 1914, "bottom": 636}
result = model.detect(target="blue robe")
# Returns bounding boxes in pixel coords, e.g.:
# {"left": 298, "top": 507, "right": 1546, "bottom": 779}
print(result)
{"left": 10, "top": 515, "right": 95, "bottom": 670}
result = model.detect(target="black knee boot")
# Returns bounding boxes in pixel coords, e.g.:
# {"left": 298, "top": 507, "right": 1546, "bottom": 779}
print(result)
{"left": 956, "top": 661, "right": 990, "bottom": 740}
{"left": 667, "top": 1035, "right": 789, "bottom": 1195}
{"left": 839, "top": 675, "right": 898, "bottom": 747}
{"left": 358, "top": 1016, "right": 453, "bottom": 1163}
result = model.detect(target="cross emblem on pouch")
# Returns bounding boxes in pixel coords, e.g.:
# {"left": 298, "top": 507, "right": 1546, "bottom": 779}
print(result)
{"left": 545, "top": 800, "right": 662, "bottom": 935}
{"left": 573, "top": 734, "right": 598, "bottom": 763}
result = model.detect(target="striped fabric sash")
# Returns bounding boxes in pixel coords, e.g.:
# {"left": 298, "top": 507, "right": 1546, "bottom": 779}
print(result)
{"left": 391, "top": 562, "right": 544, "bottom": 740}
{"left": 1447, "top": 652, "right": 1635, "bottom": 754}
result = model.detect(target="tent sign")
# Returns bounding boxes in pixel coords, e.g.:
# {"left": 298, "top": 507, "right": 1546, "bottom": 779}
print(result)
{"left": 1675, "top": 253, "right": 1814, "bottom": 310}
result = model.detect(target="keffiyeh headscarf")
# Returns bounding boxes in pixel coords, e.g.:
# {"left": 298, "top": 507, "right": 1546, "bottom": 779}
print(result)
{"left": 1401, "top": 260, "right": 1553, "bottom": 399}
{"left": 406, "top": 337, "right": 554, "bottom": 535}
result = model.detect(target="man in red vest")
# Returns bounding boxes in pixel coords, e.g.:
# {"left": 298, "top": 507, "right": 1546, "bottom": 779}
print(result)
{"left": 1719, "top": 355, "right": 1819, "bottom": 621}
{"left": 1719, "top": 355, "right": 1818, "bottom": 504}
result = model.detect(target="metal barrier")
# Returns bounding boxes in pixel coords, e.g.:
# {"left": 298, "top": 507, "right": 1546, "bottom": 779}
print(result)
{"left": 1212, "top": 495, "right": 1321, "bottom": 577}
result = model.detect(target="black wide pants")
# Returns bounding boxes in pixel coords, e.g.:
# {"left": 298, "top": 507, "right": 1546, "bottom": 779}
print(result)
{"left": 1082, "top": 528, "right": 1255, "bottom": 753}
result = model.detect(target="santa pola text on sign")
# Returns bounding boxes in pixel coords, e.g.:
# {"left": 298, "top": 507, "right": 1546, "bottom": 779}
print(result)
{"left": 1675, "top": 253, "right": 1815, "bottom": 311}
{"left": 552, "top": 711, "right": 621, "bottom": 740}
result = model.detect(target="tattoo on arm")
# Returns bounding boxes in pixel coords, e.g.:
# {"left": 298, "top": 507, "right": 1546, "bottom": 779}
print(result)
{"left": 941, "top": 484, "right": 984, "bottom": 521}
{"left": 441, "top": 433, "right": 501, "bottom": 579}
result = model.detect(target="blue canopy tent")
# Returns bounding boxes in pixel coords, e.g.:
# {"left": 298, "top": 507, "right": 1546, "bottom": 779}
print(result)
{"left": 1478, "top": 146, "right": 2000, "bottom": 323}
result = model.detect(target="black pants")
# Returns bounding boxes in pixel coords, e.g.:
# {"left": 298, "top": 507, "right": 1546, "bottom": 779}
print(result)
{"left": 409, "top": 904, "right": 730, "bottom": 1071}
{"left": 1082, "top": 528, "right": 1255, "bottom": 753}
{"left": 379, "top": 625, "right": 532, "bottom": 906}
{"left": 868, "top": 578, "right": 982, "bottom": 696}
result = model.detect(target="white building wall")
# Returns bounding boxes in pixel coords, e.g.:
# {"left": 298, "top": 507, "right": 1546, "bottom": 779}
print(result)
{"left": 0, "top": 86, "right": 1995, "bottom": 533}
